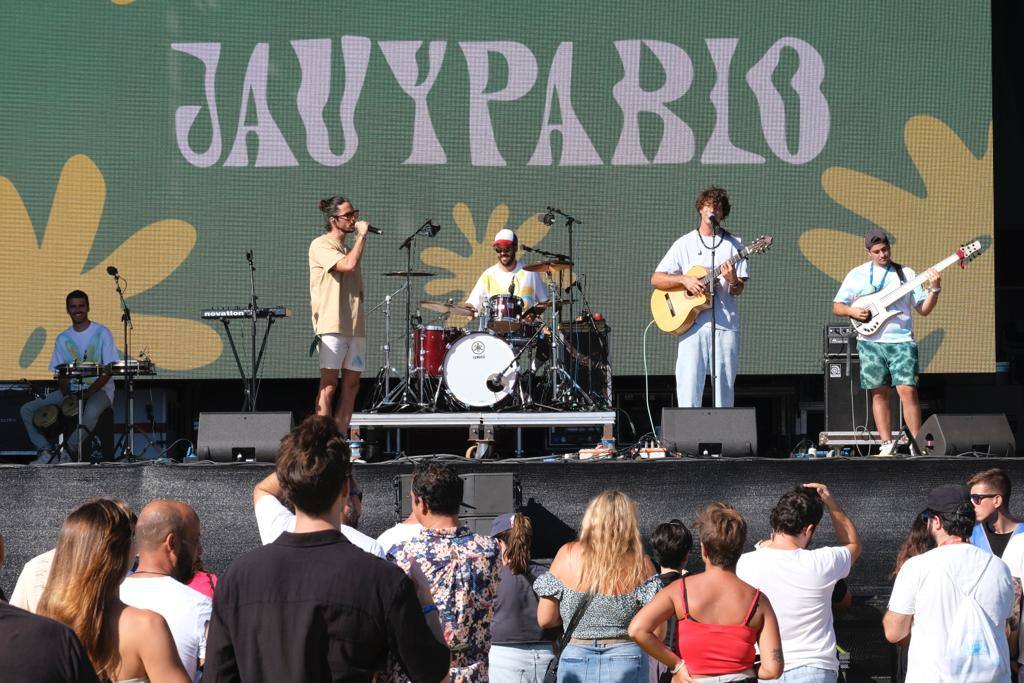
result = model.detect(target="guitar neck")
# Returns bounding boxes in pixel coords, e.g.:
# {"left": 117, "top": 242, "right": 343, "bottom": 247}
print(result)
{"left": 702, "top": 249, "right": 748, "bottom": 285}
{"left": 878, "top": 252, "right": 959, "bottom": 306}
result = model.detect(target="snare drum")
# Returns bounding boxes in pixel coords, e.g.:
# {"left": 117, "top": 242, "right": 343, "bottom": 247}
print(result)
{"left": 487, "top": 295, "right": 524, "bottom": 333}
{"left": 442, "top": 332, "right": 518, "bottom": 408}
{"left": 412, "top": 326, "right": 464, "bottom": 376}
{"left": 54, "top": 362, "right": 101, "bottom": 380}
{"left": 106, "top": 359, "right": 156, "bottom": 376}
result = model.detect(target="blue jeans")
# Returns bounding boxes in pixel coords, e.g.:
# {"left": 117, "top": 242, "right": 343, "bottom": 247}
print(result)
{"left": 777, "top": 666, "right": 838, "bottom": 683}
{"left": 558, "top": 642, "right": 647, "bottom": 683}
{"left": 489, "top": 643, "right": 555, "bottom": 683}
{"left": 674, "top": 325, "right": 739, "bottom": 407}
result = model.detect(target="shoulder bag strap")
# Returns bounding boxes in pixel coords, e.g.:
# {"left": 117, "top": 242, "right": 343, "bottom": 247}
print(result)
{"left": 557, "top": 591, "right": 596, "bottom": 651}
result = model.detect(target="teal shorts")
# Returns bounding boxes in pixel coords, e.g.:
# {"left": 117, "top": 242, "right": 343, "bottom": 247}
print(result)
{"left": 858, "top": 339, "right": 919, "bottom": 389}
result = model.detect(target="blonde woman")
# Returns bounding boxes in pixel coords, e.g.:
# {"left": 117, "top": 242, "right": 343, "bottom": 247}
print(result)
{"left": 38, "top": 498, "right": 190, "bottom": 683}
{"left": 535, "top": 490, "right": 660, "bottom": 683}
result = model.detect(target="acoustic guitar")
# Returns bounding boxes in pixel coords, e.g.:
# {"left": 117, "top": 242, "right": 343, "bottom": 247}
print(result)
{"left": 650, "top": 234, "right": 774, "bottom": 336}
{"left": 848, "top": 239, "right": 984, "bottom": 337}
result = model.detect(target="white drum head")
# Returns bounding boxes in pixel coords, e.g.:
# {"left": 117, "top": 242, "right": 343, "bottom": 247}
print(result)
{"left": 442, "top": 332, "right": 517, "bottom": 407}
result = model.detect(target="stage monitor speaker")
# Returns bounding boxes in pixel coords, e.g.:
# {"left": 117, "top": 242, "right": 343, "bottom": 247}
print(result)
{"left": 198, "top": 412, "right": 294, "bottom": 462}
{"left": 919, "top": 414, "right": 1016, "bottom": 457}
{"left": 660, "top": 407, "right": 758, "bottom": 457}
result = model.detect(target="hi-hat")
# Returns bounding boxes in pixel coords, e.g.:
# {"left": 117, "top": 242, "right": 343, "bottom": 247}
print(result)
{"left": 523, "top": 259, "right": 573, "bottom": 273}
{"left": 383, "top": 270, "right": 436, "bottom": 277}
{"left": 420, "top": 300, "right": 475, "bottom": 317}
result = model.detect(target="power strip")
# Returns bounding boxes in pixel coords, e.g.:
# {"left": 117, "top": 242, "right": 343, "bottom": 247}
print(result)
{"left": 639, "top": 448, "right": 667, "bottom": 459}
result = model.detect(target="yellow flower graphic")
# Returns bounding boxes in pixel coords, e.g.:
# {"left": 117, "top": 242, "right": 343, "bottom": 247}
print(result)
{"left": 799, "top": 115, "right": 993, "bottom": 372}
{"left": 420, "top": 203, "right": 560, "bottom": 323}
{"left": 0, "top": 155, "right": 222, "bottom": 377}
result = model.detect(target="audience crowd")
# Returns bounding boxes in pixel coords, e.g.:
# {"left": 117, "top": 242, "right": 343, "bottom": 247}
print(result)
{"left": 1, "top": 415, "right": 1022, "bottom": 683}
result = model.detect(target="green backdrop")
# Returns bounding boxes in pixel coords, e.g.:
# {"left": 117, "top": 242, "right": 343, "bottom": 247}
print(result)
{"left": 0, "top": 1, "right": 993, "bottom": 380}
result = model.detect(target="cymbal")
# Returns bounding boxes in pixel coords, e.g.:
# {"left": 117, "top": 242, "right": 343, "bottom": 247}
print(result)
{"left": 523, "top": 259, "right": 573, "bottom": 273}
{"left": 420, "top": 300, "right": 475, "bottom": 317}
{"left": 383, "top": 270, "right": 435, "bottom": 278}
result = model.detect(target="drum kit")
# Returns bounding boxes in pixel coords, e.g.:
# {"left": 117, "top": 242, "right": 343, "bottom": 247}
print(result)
{"left": 369, "top": 258, "right": 609, "bottom": 412}
{"left": 31, "top": 358, "right": 155, "bottom": 462}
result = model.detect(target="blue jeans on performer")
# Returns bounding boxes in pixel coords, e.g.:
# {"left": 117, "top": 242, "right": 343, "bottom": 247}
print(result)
{"left": 777, "top": 666, "right": 838, "bottom": 683}
{"left": 557, "top": 641, "right": 647, "bottom": 683}
{"left": 489, "top": 643, "right": 555, "bottom": 683}
{"left": 674, "top": 325, "right": 740, "bottom": 408}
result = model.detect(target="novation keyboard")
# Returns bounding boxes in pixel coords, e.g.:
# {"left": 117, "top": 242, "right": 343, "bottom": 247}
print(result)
{"left": 201, "top": 306, "right": 291, "bottom": 320}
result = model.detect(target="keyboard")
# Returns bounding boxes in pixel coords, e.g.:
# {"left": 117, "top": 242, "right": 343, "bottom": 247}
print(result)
{"left": 201, "top": 306, "right": 291, "bottom": 320}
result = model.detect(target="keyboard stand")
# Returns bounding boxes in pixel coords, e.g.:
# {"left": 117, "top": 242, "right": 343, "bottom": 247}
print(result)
{"left": 217, "top": 315, "right": 279, "bottom": 412}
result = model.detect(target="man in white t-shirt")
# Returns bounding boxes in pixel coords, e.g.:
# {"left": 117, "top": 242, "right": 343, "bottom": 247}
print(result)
{"left": 885, "top": 484, "right": 1015, "bottom": 683}
{"left": 20, "top": 290, "right": 120, "bottom": 463}
{"left": 736, "top": 483, "right": 861, "bottom": 683}
{"left": 376, "top": 512, "right": 423, "bottom": 557}
{"left": 253, "top": 470, "right": 385, "bottom": 558}
{"left": 651, "top": 187, "right": 749, "bottom": 407}
{"left": 465, "top": 228, "right": 550, "bottom": 320}
{"left": 832, "top": 228, "right": 941, "bottom": 454}
{"left": 119, "top": 500, "right": 212, "bottom": 681}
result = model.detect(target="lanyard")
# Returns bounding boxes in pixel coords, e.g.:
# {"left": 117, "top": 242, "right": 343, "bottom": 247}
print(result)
{"left": 869, "top": 262, "right": 890, "bottom": 292}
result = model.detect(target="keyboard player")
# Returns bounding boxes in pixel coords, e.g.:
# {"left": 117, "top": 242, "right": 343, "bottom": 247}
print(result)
{"left": 309, "top": 195, "right": 369, "bottom": 435}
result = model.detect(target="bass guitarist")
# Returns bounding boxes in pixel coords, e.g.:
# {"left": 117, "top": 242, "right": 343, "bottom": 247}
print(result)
{"left": 651, "top": 187, "right": 748, "bottom": 408}
{"left": 832, "top": 228, "right": 941, "bottom": 454}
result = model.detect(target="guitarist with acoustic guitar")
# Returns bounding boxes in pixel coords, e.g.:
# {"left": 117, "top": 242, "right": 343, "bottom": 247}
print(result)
{"left": 651, "top": 187, "right": 749, "bottom": 408}
{"left": 831, "top": 228, "right": 942, "bottom": 455}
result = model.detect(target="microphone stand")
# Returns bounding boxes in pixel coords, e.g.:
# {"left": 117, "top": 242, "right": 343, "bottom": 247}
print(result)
{"left": 708, "top": 224, "right": 718, "bottom": 409}
{"left": 112, "top": 272, "right": 135, "bottom": 462}
{"left": 246, "top": 250, "right": 259, "bottom": 411}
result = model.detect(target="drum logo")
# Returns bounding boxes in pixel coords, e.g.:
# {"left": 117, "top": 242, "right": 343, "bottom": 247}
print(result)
{"left": 471, "top": 341, "right": 486, "bottom": 356}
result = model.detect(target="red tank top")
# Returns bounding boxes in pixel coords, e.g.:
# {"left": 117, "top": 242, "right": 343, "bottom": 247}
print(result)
{"left": 676, "top": 575, "right": 760, "bottom": 675}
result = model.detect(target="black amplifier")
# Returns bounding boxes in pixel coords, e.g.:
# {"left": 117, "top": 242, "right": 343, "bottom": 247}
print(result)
{"left": 823, "top": 324, "right": 857, "bottom": 358}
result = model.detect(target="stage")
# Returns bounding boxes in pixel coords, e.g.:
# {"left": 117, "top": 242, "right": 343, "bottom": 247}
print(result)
{"left": 3, "top": 455, "right": 1023, "bottom": 678}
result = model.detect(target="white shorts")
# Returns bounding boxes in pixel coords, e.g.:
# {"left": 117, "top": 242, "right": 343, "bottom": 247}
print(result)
{"left": 318, "top": 334, "right": 366, "bottom": 372}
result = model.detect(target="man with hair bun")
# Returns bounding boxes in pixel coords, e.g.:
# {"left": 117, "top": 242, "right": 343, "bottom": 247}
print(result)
{"left": 309, "top": 195, "right": 369, "bottom": 436}
{"left": 204, "top": 415, "right": 449, "bottom": 682}
{"left": 736, "top": 483, "right": 861, "bottom": 683}
{"left": 884, "top": 484, "right": 1014, "bottom": 682}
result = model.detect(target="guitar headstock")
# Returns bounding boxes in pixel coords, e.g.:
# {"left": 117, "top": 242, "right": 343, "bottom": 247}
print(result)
{"left": 956, "top": 239, "right": 984, "bottom": 268}
{"left": 747, "top": 234, "right": 774, "bottom": 255}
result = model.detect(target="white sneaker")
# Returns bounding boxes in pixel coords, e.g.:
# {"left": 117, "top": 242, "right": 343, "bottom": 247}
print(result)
{"left": 877, "top": 440, "right": 897, "bottom": 456}
{"left": 30, "top": 446, "right": 61, "bottom": 465}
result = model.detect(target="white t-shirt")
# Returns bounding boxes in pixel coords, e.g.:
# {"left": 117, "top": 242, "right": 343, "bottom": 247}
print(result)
{"left": 376, "top": 522, "right": 424, "bottom": 556}
{"left": 888, "top": 543, "right": 1014, "bottom": 683}
{"left": 654, "top": 229, "right": 749, "bottom": 332}
{"left": 49, "top": 322, "right": 120, "bottom": 402}
{"left": 8, "top": 548, "right": 55, "bottom": 613}
{"left": 991, "top": 533, "right": 1024, "bottom": 664}
{"left": 833, "top": 261, "right": 928, "bottom": 343}
{"left": 465, "top": 262, "right": 550, "bottom": 314}
{"left": 736, "top": 545, "right": 852, "bottom": 671}
{"left": 119, "top": 576, "right": 212, "bottom": 681}
{"left": 253, "top": 494, "right": 386, "bottom": 558}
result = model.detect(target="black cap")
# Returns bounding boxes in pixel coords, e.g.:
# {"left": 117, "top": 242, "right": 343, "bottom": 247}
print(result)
{"left": 925, "top": 484, "right": 970, "bottom": 514}
{"left": 864, "top": 227, "right": 889, "bottom": 249}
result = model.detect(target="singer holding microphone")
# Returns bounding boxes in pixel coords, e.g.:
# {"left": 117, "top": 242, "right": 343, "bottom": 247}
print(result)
{"left": 309, "top": 195, "right": 377, "bottom": 435}
{"left": 651, "top": 187, "right": 748, "bottom": 408}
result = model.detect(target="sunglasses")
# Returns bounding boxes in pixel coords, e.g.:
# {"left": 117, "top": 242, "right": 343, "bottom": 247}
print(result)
{"left": 970, "top": 493, "right": 998, "bottom": 504}
{"left": 335, "top": 209, "right": 358, "bottom": 220}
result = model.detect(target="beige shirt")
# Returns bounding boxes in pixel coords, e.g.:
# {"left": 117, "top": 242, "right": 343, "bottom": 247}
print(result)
{"left": 309, "top": 233, "right": 364, "bottom": 337}
{"left": 9, "top": 548, "right": 55, "bottom": 613}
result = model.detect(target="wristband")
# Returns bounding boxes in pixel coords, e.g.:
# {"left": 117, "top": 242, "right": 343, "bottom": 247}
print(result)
{"left": 422, "top": 604, "right": 437, "bottom": 614}
{"left": 927, "top": 286, "right": 940, "bottom": 293}
{"left": 670, "top": 660, "right": 686, "bottom": 675}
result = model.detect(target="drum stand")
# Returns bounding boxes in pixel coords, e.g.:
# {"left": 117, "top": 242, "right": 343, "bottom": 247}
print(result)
{"left": 59, "top": 384, "right": 95, "bottom": 464}
{"left": 540, "top": 274, "right": 596, "bottom": 410}
{"left": 368, "top": 283, "right": 407, "bottom": 410}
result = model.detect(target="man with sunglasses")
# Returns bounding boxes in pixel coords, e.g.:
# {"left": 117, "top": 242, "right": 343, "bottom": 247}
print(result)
{"left": 310, "top": 196, "right": 369, "bottom": 437}
{"left": 967, "top": 468, "right": 1023, "bottom": 558}
{"left": 464, "top": 228, "right": 549, "bottom": 320}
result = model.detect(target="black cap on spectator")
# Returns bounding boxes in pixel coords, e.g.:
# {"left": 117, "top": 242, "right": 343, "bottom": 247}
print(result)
{"left": 925, "top": 484, "right": 970, "bottom": 514}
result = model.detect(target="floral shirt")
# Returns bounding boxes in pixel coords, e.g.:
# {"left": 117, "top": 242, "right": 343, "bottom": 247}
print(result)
{"left": 387, "top": 526, "right": 502, "bottom": 683}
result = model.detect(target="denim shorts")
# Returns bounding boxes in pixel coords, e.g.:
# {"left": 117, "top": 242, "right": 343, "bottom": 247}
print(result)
{"left": 558, "top": 641, "right": 647, "bottom": 683}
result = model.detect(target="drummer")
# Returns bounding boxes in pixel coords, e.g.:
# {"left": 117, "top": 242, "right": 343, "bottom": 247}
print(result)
{"left": 19, "top": 290, "right": 119, "bottom": 463}
{"left": 464, "top": 229, "right": 549, "bottom": 323}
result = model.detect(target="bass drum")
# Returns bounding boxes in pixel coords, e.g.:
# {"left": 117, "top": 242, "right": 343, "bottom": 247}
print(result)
{"left": 442, "top": 332, "right": 517, "bottom": 408}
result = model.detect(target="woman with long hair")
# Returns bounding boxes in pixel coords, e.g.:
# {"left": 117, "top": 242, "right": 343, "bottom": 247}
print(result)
{"left": 489, "top": 512, "right": 560, "bottom": 682}
{"left": 37, "top": 498, "right": 190, "bottom": 683}
{"left": 535, "top": 489, "right": 661, "bottom": 683}
{"left": 630, "top": 503, "right": 783, "bottom": 682}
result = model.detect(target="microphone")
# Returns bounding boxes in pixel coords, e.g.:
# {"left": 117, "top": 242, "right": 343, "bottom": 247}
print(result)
{"left": 365, "top": 225, "right": 383, "bottom": 235}
{"left": 485, "top": 373, "right": 504, "bottom": 392}
{"left": 106, "top": 266, "right": 119, "bottom": 277}
{"left": 509, "top": 280, "right": 516, "bottom": 296}
{"left": 539, "top": 209, "right": 556, "bottom": 226}
{"left": 708, "top": 213, "right": 721, "bottom": 230}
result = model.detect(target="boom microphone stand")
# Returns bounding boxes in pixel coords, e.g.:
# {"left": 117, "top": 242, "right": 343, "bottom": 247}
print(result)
{"left": 108, "top": 266, "right": 136, "bottom": 461}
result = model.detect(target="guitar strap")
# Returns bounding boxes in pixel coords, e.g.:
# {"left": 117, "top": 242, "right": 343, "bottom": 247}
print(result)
{"left": 893, "top": 262, "right": 907, "bottom": 285}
